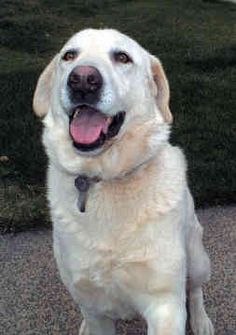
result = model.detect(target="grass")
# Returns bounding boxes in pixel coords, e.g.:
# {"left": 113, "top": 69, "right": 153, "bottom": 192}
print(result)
{"left": 0, "top": 0, "right": 235, "bottom": 233}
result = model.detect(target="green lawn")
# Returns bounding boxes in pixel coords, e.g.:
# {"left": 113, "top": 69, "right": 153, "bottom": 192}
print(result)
{"left": 1, "top": 0, "right": 236, "bottom": 233}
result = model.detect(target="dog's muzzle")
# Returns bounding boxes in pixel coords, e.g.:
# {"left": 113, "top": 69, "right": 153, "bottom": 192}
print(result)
{"left": 67, "top": 65, "right": 125, "bottom": 152}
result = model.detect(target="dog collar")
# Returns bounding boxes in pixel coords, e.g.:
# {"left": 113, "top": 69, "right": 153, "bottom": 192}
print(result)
{"left": 74, "top": 156, "right": 154, "bottom": 213}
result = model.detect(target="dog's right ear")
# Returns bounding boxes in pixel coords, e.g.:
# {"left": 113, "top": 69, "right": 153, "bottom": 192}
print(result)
{"left": 33, "top": 56, "right": 57, "bottom": 117}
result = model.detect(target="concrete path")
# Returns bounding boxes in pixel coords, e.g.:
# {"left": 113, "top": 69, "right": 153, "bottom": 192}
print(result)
{"left": 1, "top": 206, "right": 235, "bottom": 335}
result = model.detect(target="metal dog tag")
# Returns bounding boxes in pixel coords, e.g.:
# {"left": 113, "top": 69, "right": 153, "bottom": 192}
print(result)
{"left": 75, "top": 175, "right": 90, "bottom": 213}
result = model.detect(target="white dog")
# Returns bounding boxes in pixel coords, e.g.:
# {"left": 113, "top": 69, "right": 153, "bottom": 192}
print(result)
{"left": 33, "top": 29, "right": 214, "bottom": 335}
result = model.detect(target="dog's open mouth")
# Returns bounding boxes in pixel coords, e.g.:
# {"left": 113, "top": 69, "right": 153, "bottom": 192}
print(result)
{"left": 69, "top": 105, "right": 125, "bottom": 152}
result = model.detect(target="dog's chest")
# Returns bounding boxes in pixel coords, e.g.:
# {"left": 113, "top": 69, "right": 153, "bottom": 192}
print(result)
{"left": 50, "top": 154, "right": 186, "bottom": 317}
{"left": 53, "top": 202, "right": 183, "bottom": 319}
{"left": 53, "top": 195, "right": 164, "bottom": 317}
{"left": 54, "top": 227, "right": 149, "bottom": 318}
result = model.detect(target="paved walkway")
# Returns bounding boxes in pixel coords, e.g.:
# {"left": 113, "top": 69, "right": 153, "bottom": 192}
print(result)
{"left": 1, "top": 206, "right": 235, "bottom": 335}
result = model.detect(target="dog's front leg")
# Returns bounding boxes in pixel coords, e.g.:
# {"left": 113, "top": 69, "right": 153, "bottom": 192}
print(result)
{"left": 144, "top": 296, "right": 186, "bottom": 335}
{"left": 79, "top": 308, "right": 115, "bottom": 335}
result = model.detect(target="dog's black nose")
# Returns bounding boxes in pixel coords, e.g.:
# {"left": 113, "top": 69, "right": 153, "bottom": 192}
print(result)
{"left": 68, "top": 66, "right": 103, "bottom": 104}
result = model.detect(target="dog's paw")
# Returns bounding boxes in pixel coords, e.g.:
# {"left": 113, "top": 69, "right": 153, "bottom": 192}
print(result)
{"left": 79, "top": 320, "right": 90, "bottom": 335}
{"left": 190, "top": 310, "right": 214, "bottom": 335}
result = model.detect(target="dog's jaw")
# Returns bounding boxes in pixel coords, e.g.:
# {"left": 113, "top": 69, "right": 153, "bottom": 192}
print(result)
{"left": 43, "top": 108, "right": 170, "bottom": 183}
{"left": 69, "top": 106, "right": 126, "bottom": 154}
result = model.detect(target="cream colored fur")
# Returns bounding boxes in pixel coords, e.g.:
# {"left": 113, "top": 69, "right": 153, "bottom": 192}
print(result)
{"left": 33, "top": 29, "right": 214, "bottom": 335}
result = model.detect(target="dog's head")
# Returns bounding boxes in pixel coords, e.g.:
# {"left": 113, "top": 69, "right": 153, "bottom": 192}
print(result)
{"left": 33, "top": 29, "right": 172, "bottom": 178}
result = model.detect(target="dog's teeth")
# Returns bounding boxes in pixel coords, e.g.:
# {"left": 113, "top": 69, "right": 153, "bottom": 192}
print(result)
{"left": 73, "top": 109, "right": 80, "bottom": 118}
{"left": 107, "top": 117, "right": 112, "bottom": 124}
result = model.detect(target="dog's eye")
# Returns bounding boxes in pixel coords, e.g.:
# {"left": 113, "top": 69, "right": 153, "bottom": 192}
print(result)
{"left": 113, "top": 51, "right": 132, "bottom": 64}
{"left": 62, "top": 50, "right": 78, "bottom": 61}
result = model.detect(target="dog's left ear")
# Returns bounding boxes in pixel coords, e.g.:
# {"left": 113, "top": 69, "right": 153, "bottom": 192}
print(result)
{"left": 150, "top": 55, "right": 173, "bottom": 124}
{"left": 33, "top": 55, "right": 58, "bottom": 117}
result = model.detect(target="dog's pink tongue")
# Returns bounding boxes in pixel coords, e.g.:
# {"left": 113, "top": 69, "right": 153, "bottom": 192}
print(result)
{"left": 70, "top": 110, "right": 109, "bottom": 144}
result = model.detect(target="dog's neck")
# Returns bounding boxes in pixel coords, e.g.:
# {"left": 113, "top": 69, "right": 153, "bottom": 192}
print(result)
{"left": 75, "top": 155, "right": 155, "bottom": 213}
